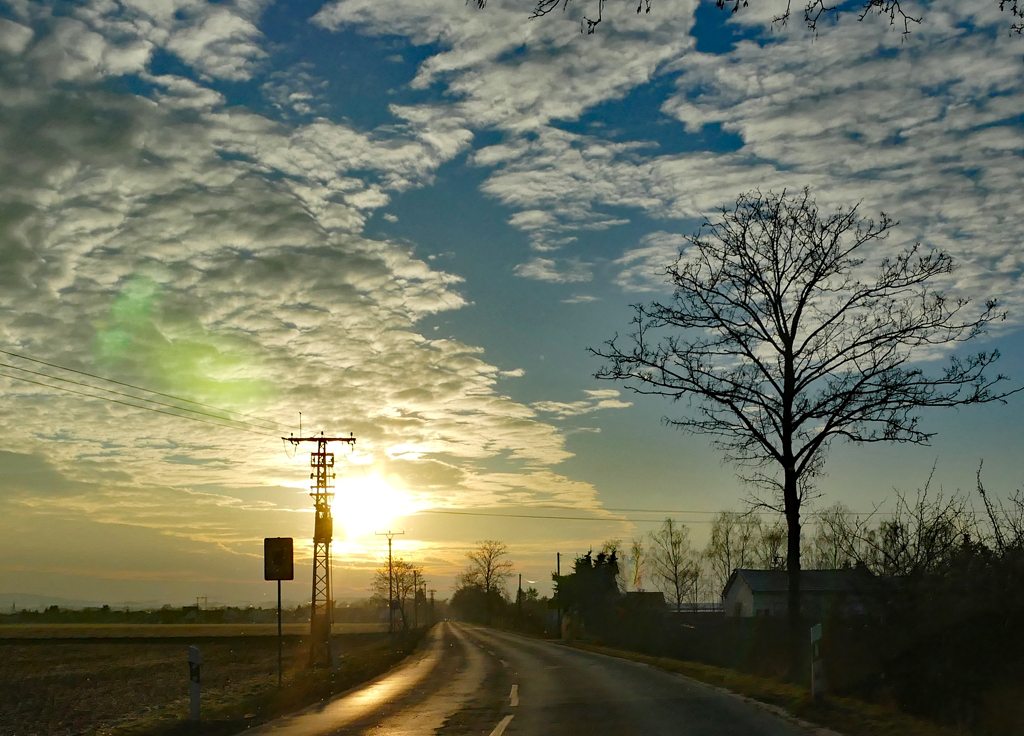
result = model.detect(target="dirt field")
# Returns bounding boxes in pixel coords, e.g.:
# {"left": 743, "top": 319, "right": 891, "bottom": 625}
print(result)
{"left": 0, "top": 630, "right": 418, "bottom": 736}
{"left": 0, "top": 623, "right": 386, "bottom": 639}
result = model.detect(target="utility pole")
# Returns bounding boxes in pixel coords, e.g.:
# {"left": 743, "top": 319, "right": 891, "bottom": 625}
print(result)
{"left": 412, "top": 569, "right": 419, "bottom": 630}
{"left": 517, "top": 573, "right": 522, "bottom": 627}
{"left": 375, "top": 530, "right": 403, "bottom": 635}
{"left": 556, "top": 552, "right": 561, "bottom": 635}
{"left": 284, "top": 430, "right": 356, "bottom": 667}
{"left": 429, "top": 589, "right": 436, "bottom": 626}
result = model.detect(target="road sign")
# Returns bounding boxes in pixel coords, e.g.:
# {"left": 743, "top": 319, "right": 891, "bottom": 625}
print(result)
{"left": 264, "top": 537, "right": 294, "bottom": 580}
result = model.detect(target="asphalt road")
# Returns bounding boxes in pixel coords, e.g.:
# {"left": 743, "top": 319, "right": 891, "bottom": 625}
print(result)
{"left": 246, "top": 622, "right": 810, "bottom": 736}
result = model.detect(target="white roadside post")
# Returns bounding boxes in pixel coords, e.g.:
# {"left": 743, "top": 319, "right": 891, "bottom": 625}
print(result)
{"left": 188, "top": 645, "right": 202, "bottom": 720}
{"left": 810, "top": 623, "right": 826, "bottom": 701}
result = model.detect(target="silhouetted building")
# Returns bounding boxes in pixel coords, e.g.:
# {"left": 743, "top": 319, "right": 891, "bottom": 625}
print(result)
{"left": 722, "top": 568, "right": 873, "bottom": 618}
{"left": 621, "top": 591, "right": 667, "bottom": 611}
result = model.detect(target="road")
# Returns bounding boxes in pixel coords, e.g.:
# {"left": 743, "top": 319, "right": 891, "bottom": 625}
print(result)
{"left": 246, "top": 622, "right": 811, "bottom": 736}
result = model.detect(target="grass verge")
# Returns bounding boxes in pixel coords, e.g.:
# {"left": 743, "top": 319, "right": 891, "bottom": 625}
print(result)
{"left": 564, "top": 642, "right": 961, "bottom": 736}
{"left": 0, "top": 630, "right": 427, "bottom": 736}
{"left": 108, "top": 630, "right": 428, "bottom": 736}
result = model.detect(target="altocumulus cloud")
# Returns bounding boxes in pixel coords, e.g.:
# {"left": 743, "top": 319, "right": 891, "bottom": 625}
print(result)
{"left": 0, "top": 0, "right": 608, "bottom": 558}
{"left": 324, "top": 0, "right": 1024, "bottom": 315}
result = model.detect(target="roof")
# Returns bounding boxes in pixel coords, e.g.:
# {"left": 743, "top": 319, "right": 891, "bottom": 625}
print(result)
{"left": 621, "top": 591, "right": 667, "bottom": 609}
{"left": 723, "top": 568, "right": 872, "bottom": 598}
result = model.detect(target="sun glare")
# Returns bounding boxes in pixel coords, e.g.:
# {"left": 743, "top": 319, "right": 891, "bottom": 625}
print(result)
{"left": 333, "top": 474, "right": 419, "bottom": 539}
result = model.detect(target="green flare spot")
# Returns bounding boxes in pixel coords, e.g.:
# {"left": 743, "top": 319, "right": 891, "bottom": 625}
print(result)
{"left": 93, "top": 275, "right": 274, "bottom": 412}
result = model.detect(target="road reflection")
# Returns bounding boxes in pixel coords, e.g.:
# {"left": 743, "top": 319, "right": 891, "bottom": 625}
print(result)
{"left": 247, "top": 626, "right": 446, "bottom": 736}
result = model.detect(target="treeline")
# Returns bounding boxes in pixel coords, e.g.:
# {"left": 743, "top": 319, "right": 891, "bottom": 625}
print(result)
{"left": 0, "top": 600, "right": 391, "bottom": 625}
{"left": 448, "top": 541, "right": 553, "bottom": 632}
{"left": 609, "top": 512, "right": 791, "bottom": 609}
{"left": 562, "top": 471, "right": 1024, "bottom": 736}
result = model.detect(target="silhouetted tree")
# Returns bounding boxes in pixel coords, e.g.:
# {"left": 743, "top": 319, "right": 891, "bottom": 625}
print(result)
{"left": 458, "top": 540, "right": 514, "bottom": 623}
{"left": 371, "top": 557, "right": 422, "bottom": 631}
{"left": 592, "top": 188, "right": 1016, "bottom": 665}
{"left": 555, "top": 549, "right": 620, "bottom": 633}
{"left": 648, "top": 518, "right": 700, "bottom": 612}
{"left": 705, "top": 511, "right": 760, "bottom": 592}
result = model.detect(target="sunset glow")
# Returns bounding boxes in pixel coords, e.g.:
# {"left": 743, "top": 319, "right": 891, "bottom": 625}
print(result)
{"left": 334, "top": 474, "right": 421, "bottom": 540}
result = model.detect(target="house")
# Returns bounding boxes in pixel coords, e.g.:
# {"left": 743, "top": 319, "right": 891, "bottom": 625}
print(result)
{"left": 722, "top": 568, "right": 873, "bottom": 618}
{"left": 621, "top": 591, "right": 667, "bottom": 612}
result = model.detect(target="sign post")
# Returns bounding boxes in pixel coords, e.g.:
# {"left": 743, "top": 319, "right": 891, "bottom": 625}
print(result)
{"left": 188, "top": 645, "right": 201, "bottom": 721}
{"left": 810, "top": 623, "right": 826, "bottom": 701}
{"left": 265, "top": 537, "right": 294, "bottom": 688}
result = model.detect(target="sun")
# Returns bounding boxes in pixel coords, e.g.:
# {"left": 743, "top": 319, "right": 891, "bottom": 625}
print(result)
{"left": 333, "top": 473, "right": 418, "bottom": 539}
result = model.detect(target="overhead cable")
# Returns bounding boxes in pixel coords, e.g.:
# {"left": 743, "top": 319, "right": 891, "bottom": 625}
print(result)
{"left": 0, "top": 348, "right": 290, "bottom": 431}
{"left": 0, "top": 371, "right": 275, "bottom": 437}
{"left": 0, "top": 362, "right": 274, "bottom": 434}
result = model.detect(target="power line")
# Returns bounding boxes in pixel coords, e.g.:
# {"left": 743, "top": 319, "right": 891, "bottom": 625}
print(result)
{"left": 0, "top": 348, "right": 290, "bottom": 431}
{"left": 0, "top": 371, "right": 275, "bottom": 437}
{"left": 415, "top": 509, "right": 710, "bottom": 523}
{"left": 0, "top": 362, "right": 275, "bottom": 434}
{"left": 414, "top": 506, "right": 892, "bottom": 523}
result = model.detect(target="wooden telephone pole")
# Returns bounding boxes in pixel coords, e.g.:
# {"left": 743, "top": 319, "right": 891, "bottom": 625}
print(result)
{"left": 284, "top": 431, "right": 356, "bottom": 667}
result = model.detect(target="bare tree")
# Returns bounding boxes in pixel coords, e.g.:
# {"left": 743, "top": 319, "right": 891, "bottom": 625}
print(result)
{"left": 805, "top": 503, "right": 859, "bottom": 569}
{"left": 754, "top": 518, "right": 786, "bottom": 570}
{"left": 459, "top": 540, "right": 515, "bottom": 621}
{"left": 593, "top": 188, "right": 1015, "bottom": 650}
{"left": 501, "top": 0, "right": 1023, "bottom": 37}
{"left": 976, "top": 461, "right": 1024, "bottom": 553}
{"left": 627, "top": 537, "right": 646, "bottom": 591}
{"left": 371, "top": 557, "right": 422, "bottom": 631}
{"left": 648, "top": 518, "right": 698, "bottom": 612}
{"left": 704, "top": 511, "right": 760, "bottom": 592}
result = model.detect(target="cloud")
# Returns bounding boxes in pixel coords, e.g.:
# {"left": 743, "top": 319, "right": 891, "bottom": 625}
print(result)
{"left": 319, "top": 0, "right": 1023, "bottom": 326}
{"left": 262, "top": 64, "right": 330, "bottom": 117}
{"left": 651, "top": 1, "right": 1024, "bottom": 314}
{"left": 562, "top": 293, "right": 598, "bottom": 304}
{"left": 313, "top": 0, "right": 698, "bottom": 132}
{"left": 0, "top": 19, "right": 33, "bottom": 56}
{"left": 312, "top": 0, "right": 698, "bottom": 249}
{"left": 0, "top": 2, "right": 602, "bottom": 564}
{"left": 513, "top": 257, "right": 593, "bottom": 283}
{"left": 532, "top": 389, "right": 632, "bottom": 417}
{"left": 614, "top": 231, "right": 685, "bottom": 292}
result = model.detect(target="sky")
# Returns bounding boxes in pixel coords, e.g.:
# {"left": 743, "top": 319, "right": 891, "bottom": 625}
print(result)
{"left": 1, "top": 0, "right": 1023, "bottom": 608}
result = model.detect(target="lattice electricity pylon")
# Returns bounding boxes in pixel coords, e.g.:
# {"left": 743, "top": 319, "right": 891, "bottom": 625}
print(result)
{"left": 284, "top": 431, "right": 356, "bottom": 667}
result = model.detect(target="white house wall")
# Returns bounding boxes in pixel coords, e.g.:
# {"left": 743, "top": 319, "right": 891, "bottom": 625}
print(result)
{"left": 723, "top": 579, "right": 754, "bottom": 617}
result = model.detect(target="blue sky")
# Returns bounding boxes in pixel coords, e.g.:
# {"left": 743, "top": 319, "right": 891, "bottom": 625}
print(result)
{"left": 1, "top": 0, "right": 1023, "bottom": 606}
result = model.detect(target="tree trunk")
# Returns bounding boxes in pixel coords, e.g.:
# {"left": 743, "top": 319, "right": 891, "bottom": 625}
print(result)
{"left": 784, "top": 464, "right": 802, "bottom": 680}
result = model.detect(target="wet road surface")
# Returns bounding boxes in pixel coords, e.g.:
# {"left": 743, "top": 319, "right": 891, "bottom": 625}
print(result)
{"left": 245, "top": 622, "right": 810, "bottom": 736}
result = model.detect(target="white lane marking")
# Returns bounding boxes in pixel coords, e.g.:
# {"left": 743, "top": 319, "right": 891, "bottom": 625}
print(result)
{"left": 499, "top": 659, "right": 509, "bottom": 668}
{"left": 489, "top": 714, "right": 514, "bottom": 736}
{"left": 509, "top": 684, "right": 519, "bottom": 707}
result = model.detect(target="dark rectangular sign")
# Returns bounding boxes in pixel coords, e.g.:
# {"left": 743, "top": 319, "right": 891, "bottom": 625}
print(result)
{"left": 264, "top": 537, "right": 294, "bottom": 580}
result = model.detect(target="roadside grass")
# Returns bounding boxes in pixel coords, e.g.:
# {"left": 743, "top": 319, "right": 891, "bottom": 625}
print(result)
{"left": 565, "top": 642, "right": 962, "bottom": 736}
{"left": 106, "top": 630, "right": 427, "bottom": 736}
{"left": 0, "top": 623, "right": 386, "bottom": 639}
{"left": 0, "top": 629, "right": 426, "bottom": 736}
